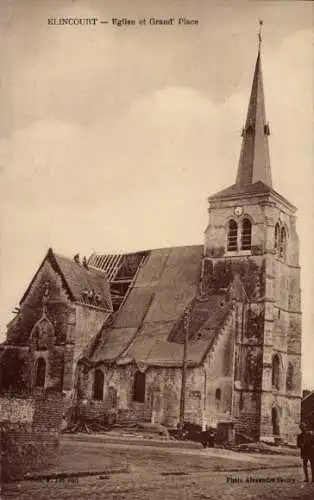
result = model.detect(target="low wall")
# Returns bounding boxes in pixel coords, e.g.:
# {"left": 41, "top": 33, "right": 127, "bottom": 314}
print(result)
{"left": 76, "top": 399, "right": 110, "bottom": 420}
{"left": 0, "top": 390, "right": 63, "bottom": 481}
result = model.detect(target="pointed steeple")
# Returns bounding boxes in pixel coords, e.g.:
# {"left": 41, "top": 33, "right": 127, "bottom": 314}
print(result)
{"left": 236, "top": 22, "right": 272, "bottom": 187}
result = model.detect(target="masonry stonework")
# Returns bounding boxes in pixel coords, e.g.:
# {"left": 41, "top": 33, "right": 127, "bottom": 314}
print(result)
{"left": 0, "top": 390, "right": 63, "bottom": 481}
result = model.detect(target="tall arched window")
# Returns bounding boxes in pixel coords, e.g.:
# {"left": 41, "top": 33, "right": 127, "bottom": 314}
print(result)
{"left": 279, "top": 227, "right": 287, "bottom": 260}
{"left": 274, "top": 223, "right": 280, "bottom": 254}
{"left": 241, "top": 218, "right": 252, "bottom": 250}
{"left": 35, "top": 357, "right": 46, "bottom": 387}
{"left": 93, "top": 369, "right": 104, "bottom": 401}
{"left": 272, "top": 354, "right": 280, "bottom": 390}
{"left": 133, "top": 371, "right": 146, "bottom": 403}
{"left": 227, "top": 220, "right": 238, "bottom": 251}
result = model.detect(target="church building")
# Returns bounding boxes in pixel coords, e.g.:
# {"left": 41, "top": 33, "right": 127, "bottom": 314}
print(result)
{"left": 0, "top": 39, "right": 302, "bottom": 444}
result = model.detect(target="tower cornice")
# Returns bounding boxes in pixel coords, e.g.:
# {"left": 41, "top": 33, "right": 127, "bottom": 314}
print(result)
{"left": 208, "top": 183, "right": 297, "bottom": 213}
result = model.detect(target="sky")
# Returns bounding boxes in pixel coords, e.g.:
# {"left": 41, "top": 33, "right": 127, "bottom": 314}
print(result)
{"left": 0, "top": 0, "right": 313, "bottom": 388}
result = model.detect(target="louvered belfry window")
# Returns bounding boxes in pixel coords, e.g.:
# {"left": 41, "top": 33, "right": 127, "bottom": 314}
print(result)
{"left": 241, "top": 218, "right": 252, "bottom": 250}
{"left": 227, "top": 220, "right": 238, "bottom": 251}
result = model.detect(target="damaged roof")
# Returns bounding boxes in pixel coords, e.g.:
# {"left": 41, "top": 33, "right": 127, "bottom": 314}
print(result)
{"left": 53, "top": 253, "right": 113, "bottom": 311}
{"left": 20, "top": 248, "right": 112, "bottom": 312}
{"left": 88, "top": 245, "right": 236, "bottom": 368}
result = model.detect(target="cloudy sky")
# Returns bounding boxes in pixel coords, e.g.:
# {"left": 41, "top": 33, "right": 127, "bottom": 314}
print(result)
{"left": 0, "top": 0, "right": 313, "bottom": 388}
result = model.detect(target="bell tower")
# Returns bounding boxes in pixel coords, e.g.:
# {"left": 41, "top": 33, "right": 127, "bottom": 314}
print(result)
{"left": 203, "top": 23, "right": 302, "bottom": 443}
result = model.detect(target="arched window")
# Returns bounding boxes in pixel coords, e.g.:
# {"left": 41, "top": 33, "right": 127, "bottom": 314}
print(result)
{"left": 35, "top": 357, "right": 46, "bottom": 387}
{"left": 279, "top": 227, "right": 287, "bottom": 260}
{"left": 272, "top": 354, "right": 280, "bottom": 390}
{"left": 133, "top": 371, "right": 146, "bottom": 403}
{"left": 274, "top": 223, "right": 280, "bottom": 254}
{"left": 227, "top": 220, "right": 238, "bottom": 251}
{"left": 241, "top": 218, "right": 252, "bottom": 250}
{"left": 93, "top": 369, "right": 104, "bottom": 401}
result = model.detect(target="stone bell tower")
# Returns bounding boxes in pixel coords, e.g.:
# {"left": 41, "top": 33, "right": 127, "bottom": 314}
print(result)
{"left": 203, "top": 27, "right": 302, "bottom": 443}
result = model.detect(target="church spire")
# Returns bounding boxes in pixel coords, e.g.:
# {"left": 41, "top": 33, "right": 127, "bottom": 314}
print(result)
{"left": 236, "top": 21, "right": 272, "bottom": 187}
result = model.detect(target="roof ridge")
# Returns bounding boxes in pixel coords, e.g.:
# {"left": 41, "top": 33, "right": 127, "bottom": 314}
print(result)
{"left": 89, "top": 244, "right": 203, "bottom": 259}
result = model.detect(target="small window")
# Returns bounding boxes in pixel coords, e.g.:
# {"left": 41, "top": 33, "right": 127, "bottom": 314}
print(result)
{"left": 93, "top": 369, "right": 104, "bottom": 401}
{"left": 35, "top": 357, "right": 46, "bottom": 387}
{"left": 227, "top": 220, "right": 238, "bottom": 251}
{"left": 133, "top": 371, "right": 146, "bottom": 403}
{"left": 215, "top": 388, "right": 221, "bottom": 401}
{"left": 272, "top": 354, "right": 280, "bottom": 390}
{"left": 241, "top": 218, "right": 252, "bottom": 250}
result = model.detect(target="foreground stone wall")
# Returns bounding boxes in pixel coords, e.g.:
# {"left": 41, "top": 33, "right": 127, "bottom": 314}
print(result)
{"left": 0, "top": 390, "right": 63, "bottom": 481}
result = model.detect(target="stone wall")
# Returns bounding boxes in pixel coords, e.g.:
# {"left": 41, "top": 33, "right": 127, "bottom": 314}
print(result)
{"left": 233, "top": 390, "right": 261, "bottom": 439}
{"left": 71, "top": 304, "right": 110, "bottom": 385}
{"left": 0, "top": 390, "right": 63, "bottom": 481}
{"left": 80, "top": 362, "right": 208, "bottom": 428}
{"left": 205, "top": 192, "right": 301, "bottom": 444}
{"left": 1, "top": 259, "right": 76, "bottom": 395}
{"left": 81, "top": 342, "right": 237, "bottom": 431}
{"left": 6, "top": 259, "right": 71, "bottom": 346}
{"left": 259, "top": 202, "right": 302, "bottom": 443}
{"left": 203, "top": 308, "right": 235, "bottom": 428}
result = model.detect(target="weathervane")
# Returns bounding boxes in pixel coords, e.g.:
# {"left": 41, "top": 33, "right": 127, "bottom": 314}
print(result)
{"left": 258, "top": 19, "right": 263, "bottom": 51}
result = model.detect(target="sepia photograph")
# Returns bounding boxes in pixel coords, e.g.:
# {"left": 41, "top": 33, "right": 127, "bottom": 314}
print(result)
{"left": 0, "top": 0, "right": 313, "bottom": 498}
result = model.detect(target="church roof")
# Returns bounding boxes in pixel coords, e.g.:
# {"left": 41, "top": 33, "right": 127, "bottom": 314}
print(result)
{"left": 87, "top": 245, "right": 236, "bottom": 368}
{"left": 20, "top": 248, "right": 112, "bottom": 312}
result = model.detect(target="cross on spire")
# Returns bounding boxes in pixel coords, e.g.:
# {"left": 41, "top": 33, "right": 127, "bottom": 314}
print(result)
{"left": 258, "top": 19, "right": 263, "bottom": 51}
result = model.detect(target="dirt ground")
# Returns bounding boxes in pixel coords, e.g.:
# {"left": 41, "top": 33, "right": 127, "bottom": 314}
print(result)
{"left": 2, "top": 438, "right": 314, "bottom": 500}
